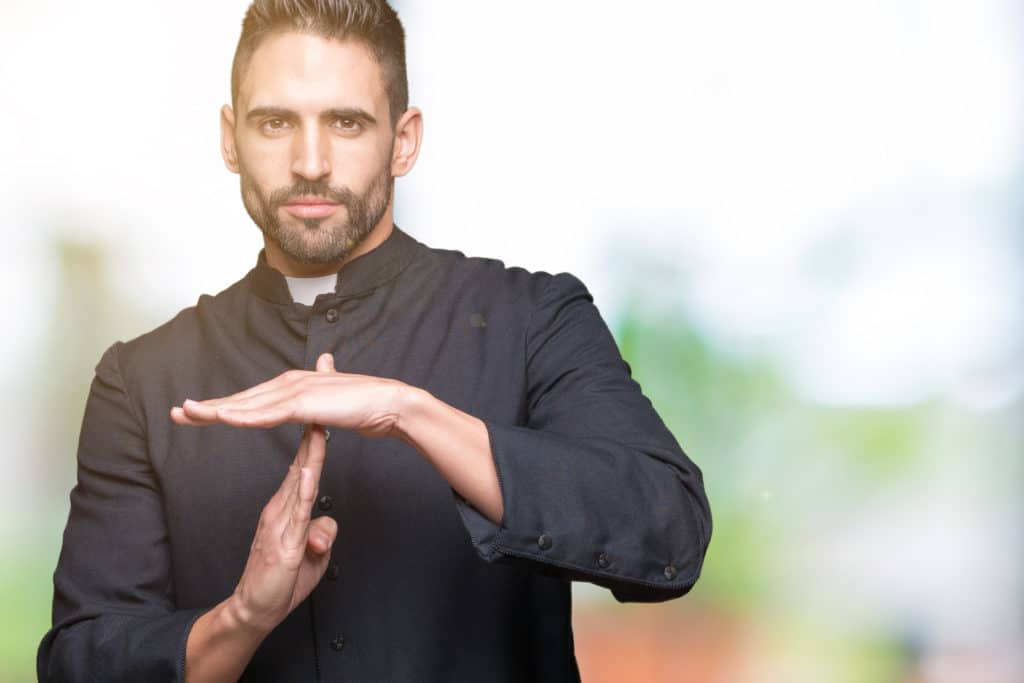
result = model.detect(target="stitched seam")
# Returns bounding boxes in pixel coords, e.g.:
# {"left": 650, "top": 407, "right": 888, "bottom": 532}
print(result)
{"left": 484, "top": 422, "right": 509, "bottom": 554}
{"left": 492, "top": 543, "right": 701, "bottom": 591}
{"left": 523, "top": 273, "right": 552, "bottom": 375}
{"left": 110, "top": 343, "right": 147, "bottom": 439}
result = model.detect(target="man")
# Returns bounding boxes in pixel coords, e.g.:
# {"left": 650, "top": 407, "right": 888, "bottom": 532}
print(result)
{"left": 38, "top": 1, "right": 711, "bottom": 681}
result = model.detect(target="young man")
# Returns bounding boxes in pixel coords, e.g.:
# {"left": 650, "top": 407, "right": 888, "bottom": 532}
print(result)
{"left": 38, "top": 1, "right": 711, "bottom": 681}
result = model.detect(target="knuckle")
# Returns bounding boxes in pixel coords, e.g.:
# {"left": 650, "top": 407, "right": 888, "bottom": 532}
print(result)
{"left": 259, "top": 505, "right": 275, "bottom": 525}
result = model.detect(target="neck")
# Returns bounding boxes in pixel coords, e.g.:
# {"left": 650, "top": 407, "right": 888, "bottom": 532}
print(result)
{"left": 264, "top": 207, "right": 395, "bottom": 278}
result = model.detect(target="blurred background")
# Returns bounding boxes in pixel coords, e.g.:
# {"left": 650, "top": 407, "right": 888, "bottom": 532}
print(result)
{"left": 1, "top": 1, "right": 1021, "bottom": 681}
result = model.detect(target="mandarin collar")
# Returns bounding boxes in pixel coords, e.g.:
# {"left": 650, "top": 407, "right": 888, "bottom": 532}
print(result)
{"left": 249, "top": 224, "right": 421, "bottom": 306}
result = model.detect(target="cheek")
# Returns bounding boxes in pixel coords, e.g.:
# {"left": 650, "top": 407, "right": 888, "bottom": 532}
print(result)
{"left": 239, "top": 140, "right": 292, "bottom": 183}
{"left": 330, "top": 139, "right": 393, "bottom": 187}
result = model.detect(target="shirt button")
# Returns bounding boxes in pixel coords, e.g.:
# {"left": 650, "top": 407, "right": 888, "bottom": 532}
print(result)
{"left": 537, "top": 533, "right": 553, "bottom": 550}
{"left": 325, "top": 308, "right": 339, "bottom": 323}
{"left": 318, "top": 495, "right": 334, "bottom": 512}
{"left": 597, "top": 553, "right": 611, "bottom": 569}
{"left": 663, "top": 564, "right": 678, "bottom": 580}
{"left": 330, "top": 635, "right": 345, "bottom": 652}
{"left": 326, "top": 563, "right": 340, "bottom": 581}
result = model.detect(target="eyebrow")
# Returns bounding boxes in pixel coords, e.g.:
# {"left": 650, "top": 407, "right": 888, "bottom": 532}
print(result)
{"left": 245, "top": 106, "right": 377, "bottom": 126}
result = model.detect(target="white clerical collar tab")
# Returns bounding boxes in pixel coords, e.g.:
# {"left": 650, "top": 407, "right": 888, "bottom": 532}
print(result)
{"left": 284, "top": 273, "right": 338, "bottom": 306}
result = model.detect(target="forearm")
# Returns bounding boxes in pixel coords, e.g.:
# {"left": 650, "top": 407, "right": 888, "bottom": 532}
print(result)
{"left": 184, "top": 597, "right": 265, "bottom": 683}
{"left": 394, "top": 386, "right": 504, "bottom": 525}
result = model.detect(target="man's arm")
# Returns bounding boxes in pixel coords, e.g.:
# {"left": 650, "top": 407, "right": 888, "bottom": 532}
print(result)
{"left": 38, "top": 344, "right": 205, "bottom": 682}
{"left": 450, "top": 272, "right": 712, "bottom": 602}
{"left": 40, "top": 348, "right": 339, "bottom": 682}
{"left": 176, "top": 273, "right": 711, "bottom": 603}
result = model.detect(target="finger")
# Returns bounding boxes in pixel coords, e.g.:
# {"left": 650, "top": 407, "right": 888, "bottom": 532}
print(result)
{"left": 183, "top": 386, "right": 302, "bottom": 427}
{"left": 306, "top": 515, "right": 338, "bottom": 555}
{"left": 282, "top": 466, "right": 316, "bottom": 549}
{"left": 216, "top": 403, "right": 298, "bottom": 429}
{"left": 316, "top": 353, "right": 335, "bottom": 373}
{"left": 199, "top": 370, "right": 307, "bottom": 408}
{"left": 177, "top": 399, "right": 220, "bottom": 422}
{"left": 275, "top": 424, "right": 324, "bottom": 523}
{"left": 185, "top": 381, "right": 299, "bottom": 415}
{"left": 169, "top": 405, "right": 216, "bottom": 426}
{"left": 181, "top": 373, "right": 343, "bottom": 428}
{"left": 303, "top": 425, "right": 328, "bottom": 480}
{"left": 264, "top": 426, "right": 310, "bottom": 518}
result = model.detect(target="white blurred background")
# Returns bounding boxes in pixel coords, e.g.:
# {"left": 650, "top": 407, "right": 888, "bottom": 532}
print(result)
{"left": 2, "top": 1, "right": 1021, "bottom": 681}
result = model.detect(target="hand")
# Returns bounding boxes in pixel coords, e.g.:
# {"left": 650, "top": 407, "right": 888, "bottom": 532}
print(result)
{"left": 220, "top": 353, "right": 338, "bottom": 635}
{"left": 231, "top": 422, "right": 336, "bottom": 635}
{"left": 170, "top": 353, "right": 408, "bottom": 438}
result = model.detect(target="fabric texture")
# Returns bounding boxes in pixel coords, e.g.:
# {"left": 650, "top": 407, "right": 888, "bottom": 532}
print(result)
{"left": 38, "top": 226, "right": 711, "bottom": 682}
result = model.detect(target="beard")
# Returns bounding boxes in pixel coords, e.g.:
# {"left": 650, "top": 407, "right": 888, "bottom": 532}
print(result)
{"left": 239, "top": 160, "right": 393, "bottom": 265}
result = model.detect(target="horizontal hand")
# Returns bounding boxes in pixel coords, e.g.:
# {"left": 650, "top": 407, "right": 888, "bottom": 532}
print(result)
{"left": 171, "top": 354, "right": 505, "bottom": 525}
{"left": 170, "top": 353, "right": 407, "bottom": 438}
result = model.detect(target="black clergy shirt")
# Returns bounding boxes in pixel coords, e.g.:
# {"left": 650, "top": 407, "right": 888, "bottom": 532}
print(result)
{"left": 38, "top": 225, "right": 711, "bottom": 682}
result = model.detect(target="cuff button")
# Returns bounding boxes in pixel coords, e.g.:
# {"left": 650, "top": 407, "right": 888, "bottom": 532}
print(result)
{"left": 597, "top": 553, "right": 610, "bottom": 569}
{"left": 537, "top": 533, "right": 553, "bottom": 550}
{"left": 663, "top": 564, "right": 678, "bottom": 581}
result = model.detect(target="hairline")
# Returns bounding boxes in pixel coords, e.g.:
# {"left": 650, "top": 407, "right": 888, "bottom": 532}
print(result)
{"left": 231, "top": 27, "right": 401, "bottom": 127}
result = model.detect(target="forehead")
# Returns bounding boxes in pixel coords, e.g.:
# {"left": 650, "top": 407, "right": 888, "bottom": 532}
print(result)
{"left": 239, "top": 31, "right": 387, "bottom": 115}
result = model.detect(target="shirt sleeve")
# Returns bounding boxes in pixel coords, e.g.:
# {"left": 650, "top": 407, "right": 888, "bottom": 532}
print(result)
{"left": 37, "top": 343, "right": 206, "bottom": 682}
{"left": 453, "top": 272, "right": 712, "bottom": 603}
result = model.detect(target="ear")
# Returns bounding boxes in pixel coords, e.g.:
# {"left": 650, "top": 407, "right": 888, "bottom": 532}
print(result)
{"left": 390, "top": 106, "right": 423, "bottom": 178}
{"left": 220, "top": 104, "right": 240, "bottom": 174}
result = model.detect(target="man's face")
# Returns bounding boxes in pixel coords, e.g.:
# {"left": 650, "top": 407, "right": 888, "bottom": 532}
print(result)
{"left": 227, "top": 32, "right": 396, "bottom": 268}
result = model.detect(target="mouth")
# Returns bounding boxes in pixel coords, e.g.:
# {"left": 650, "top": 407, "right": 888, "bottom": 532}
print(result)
{"left": 283, "top": 197, "right": 342, "bottom": 219}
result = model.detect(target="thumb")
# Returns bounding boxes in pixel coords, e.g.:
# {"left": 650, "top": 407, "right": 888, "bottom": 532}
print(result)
{"left": 316, "top": 352, "right": 335, "bottom": 373}
{"left": 307, "top": 515, "right": 338, "bottom": 555}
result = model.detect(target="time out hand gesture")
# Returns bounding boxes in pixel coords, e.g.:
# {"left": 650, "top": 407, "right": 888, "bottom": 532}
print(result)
{"left": 182, "top": 354, "right": 340, "bottom": 635}
{"left": 230, "top": 420, "right": 335, "bottom": 634}
{"left": 170, "top": 353, "right": 407, "bottom": 438}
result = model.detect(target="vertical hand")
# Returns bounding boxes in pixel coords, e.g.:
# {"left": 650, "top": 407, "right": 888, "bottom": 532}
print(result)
{"left": 230, "top": 353, "right": 338, "bottom": 633}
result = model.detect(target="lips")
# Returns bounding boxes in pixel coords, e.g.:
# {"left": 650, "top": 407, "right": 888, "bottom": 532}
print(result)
{"left": 283, "top": 198, "right": 341, "bottom": 219}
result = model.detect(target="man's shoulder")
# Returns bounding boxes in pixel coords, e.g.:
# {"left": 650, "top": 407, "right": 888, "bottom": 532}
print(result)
{"left": 414, "top": 240, "right": 591, "bottom": 309}
{"left": 105, "top": 270, "right": 252, "bottom": 379}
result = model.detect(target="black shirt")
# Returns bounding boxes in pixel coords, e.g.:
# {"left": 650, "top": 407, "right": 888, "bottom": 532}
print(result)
{"left": 38, "top": 225, "right": 711, "bottom": 682}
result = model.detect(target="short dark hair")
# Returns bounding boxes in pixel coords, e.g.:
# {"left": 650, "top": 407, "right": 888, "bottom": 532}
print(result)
{"left": 231, "top": 0, "right": 408, "bottom": 126}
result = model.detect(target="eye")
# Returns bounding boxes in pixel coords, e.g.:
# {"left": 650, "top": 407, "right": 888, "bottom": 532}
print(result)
{"left": 333, "top": 117, "right": 362, "bottom": 133}
{"left": 261, "top": 118, "right": 290, "bottom": 133}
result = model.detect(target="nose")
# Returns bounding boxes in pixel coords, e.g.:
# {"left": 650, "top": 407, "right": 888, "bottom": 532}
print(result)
{"left": 291, "top": 125, "right": 331, "bottom": 181}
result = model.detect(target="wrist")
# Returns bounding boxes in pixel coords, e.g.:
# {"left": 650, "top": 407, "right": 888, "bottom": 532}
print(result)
{"left": 222, "top": 592, "right": 274, "bottom": 641}
{"left": 392, "top": 384, "right": 430, "bottom": 444}
{"left": 185, "top": 593, "right": 267, "bottom": 682}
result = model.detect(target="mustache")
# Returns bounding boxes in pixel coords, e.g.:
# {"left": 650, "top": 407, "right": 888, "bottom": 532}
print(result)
{"left": 269, "top": 180, "right": 358, "bottom": 206}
